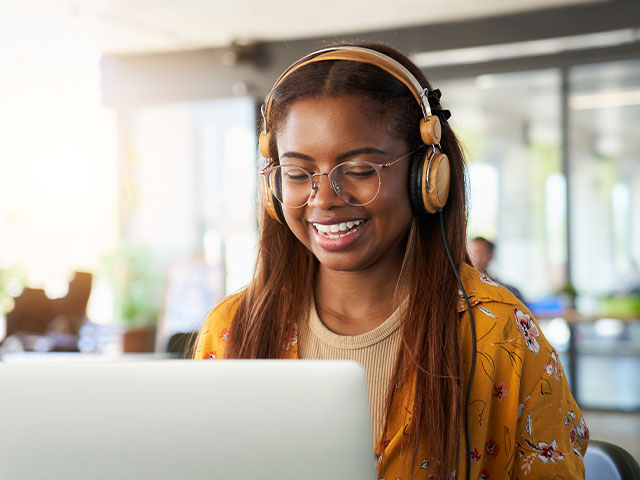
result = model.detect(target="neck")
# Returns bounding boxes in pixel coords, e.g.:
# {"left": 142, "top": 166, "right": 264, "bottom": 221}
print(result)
{"left": 314, "top": 254, "right": 404, "bottom": 335}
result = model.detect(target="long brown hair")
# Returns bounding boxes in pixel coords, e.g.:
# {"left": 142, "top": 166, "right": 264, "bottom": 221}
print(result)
{"left": 225, "top": 42, "right": 468, "bottom": 478}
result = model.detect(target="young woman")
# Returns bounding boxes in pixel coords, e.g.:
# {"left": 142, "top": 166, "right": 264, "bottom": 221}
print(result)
{"left": 195, "top": 43, "right": 589, "bottom": 480}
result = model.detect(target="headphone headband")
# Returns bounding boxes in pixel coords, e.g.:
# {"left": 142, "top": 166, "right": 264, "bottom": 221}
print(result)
{"left": 262, "top": 46, "right": 433, "bottom": 130}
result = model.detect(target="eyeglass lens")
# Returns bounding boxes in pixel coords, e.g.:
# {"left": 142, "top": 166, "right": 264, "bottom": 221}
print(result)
{"left": 268, "top": 161, "right": 382, "bottom": 207}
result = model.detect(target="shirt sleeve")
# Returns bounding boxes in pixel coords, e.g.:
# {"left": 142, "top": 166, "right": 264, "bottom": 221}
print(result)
{"left": 511, "top": 348, "right": 589, "bottom": 479}
{"left": 457, "top": 276, "right": 590, "bottom": 480}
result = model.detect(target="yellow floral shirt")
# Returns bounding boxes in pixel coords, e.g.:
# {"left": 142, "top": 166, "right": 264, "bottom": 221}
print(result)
{"left": 195, "top": 263, "right": 589, "bottom": 479}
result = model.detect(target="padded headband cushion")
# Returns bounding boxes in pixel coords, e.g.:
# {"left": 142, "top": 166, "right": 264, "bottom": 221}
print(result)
{"left": 263, "top": 46, "right": 431, "bottom": 127}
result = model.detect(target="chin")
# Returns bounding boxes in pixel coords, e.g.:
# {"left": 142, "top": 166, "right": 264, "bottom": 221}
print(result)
{"left": 311, "top": 250, "right": 375, "bottom": 273}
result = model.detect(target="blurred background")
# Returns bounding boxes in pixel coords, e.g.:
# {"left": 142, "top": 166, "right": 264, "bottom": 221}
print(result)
{"left": 0, "top": 0, "right": 639, "bottom": 459}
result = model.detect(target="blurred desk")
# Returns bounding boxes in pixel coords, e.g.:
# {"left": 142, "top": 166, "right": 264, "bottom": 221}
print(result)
{"left": 0, "top": 351, "right": 175, "bottom": 363}
{"left": 536, "top": 310, "right": 640, "bottom": 411}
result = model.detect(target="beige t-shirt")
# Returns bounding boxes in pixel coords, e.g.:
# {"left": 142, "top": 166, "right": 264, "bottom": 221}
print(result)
{"left": 297, "top": 301, "right": 402, "bottom": 444}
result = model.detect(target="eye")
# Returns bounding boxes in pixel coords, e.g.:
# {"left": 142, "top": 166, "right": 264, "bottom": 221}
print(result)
{"left": 281, "top": 166, "right": 310, "bottom": 183}
{"left": 341, "top": 162, "right": 377, "bottom": 179}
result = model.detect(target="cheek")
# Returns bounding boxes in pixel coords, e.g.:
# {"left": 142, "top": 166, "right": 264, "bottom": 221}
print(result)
{"left": 282, "top": 208, "right": 308, "bottom": 240}
{"left": 377, "top": 168, "right": 412, "bottom": 212}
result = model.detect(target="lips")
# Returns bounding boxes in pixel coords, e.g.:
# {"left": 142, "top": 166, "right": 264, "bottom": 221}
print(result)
{"left": 309, "top": 218, "right": 367, "bottom": 251}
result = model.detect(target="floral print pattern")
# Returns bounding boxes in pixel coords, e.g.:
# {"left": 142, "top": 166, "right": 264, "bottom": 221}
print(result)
{"left": 479, "top": 273, "right": 500, "bottom": 287}
{"left": 491, "top": 381, "right": 508, "bottom": 402}
{"left": 537, "top": 438, "right": 564, "bottom": 463}
{"left": 477, "top": 306, "right": 497, "bottom": 318}
{"left": 470, "top": 445, "right": 482, "bottom": 463}
{"left": 285, "top": 323, "right": 298, "bottom": 350}
{"left": 565, "top": 410, "right": 590, "bottom": 458}
{"left": 514, "top": 307, "right": 540, "bottom": 353}
{"left": 544, "top": 350, "right": 562, "bottom": 379}
{"left": 477, "top": 469, "right": 490, "bottom": 480}
{"left": 516, "top": 411, "right": 568, "bottom": 474}
{"left": 484, "top": 439, "right": 499, "bottom": 458}
{"left": 219, "top": 327, "right": 229, "bottom": 342}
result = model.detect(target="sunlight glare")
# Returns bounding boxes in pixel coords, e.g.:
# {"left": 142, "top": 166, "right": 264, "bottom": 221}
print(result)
{"left": 0, "top": 4, "right": 118, "bottom": 291}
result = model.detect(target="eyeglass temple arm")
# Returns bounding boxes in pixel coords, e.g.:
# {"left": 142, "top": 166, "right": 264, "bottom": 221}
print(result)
{"left": 381, "top": 147, "right": 422, "bottom": 168}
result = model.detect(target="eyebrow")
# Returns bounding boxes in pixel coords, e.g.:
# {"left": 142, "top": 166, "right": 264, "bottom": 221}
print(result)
{"left": 280, "top": 147, "right": 387, "bottom": 162}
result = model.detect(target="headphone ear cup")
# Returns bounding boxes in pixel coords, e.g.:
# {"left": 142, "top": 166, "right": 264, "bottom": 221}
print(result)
{"left": 265, "top": 198, "right": 285, "bottom": 224}
{"left": 421, "top": 150, "right": 450, "bottom": 213}
{"left": 259, "top": 131, "right": 271, "bottom": 159}
{"left": 261, "top": 176, "right": 286, "bottom": 224}
{"left": 408, "top": 149, "right": 426, "bottom": 215}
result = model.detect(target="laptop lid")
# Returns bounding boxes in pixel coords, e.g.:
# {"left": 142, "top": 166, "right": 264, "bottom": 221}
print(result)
{"left": 0, "top": 359, "right": 376, "bottom": 480}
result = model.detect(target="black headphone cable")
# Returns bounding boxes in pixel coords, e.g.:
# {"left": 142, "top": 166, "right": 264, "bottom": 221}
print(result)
{"left": 438, "top": 208, "right": 477, "bottom": 480}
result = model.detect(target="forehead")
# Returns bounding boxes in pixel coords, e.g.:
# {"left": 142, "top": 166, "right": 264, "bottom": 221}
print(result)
{"left": 276, "top": 96, "right": 401, "bottom": 150}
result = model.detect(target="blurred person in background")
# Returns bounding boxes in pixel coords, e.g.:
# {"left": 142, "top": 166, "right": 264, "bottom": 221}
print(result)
{"left": 468, "top": 236, "right": 527, "bottom": 305}
{"left": 195, "top": 43, "right": 587, "bottom": 479}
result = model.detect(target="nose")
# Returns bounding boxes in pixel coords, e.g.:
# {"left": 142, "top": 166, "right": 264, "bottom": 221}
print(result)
{"left": 309, "top": 173, "right": 344, "bottom": 209}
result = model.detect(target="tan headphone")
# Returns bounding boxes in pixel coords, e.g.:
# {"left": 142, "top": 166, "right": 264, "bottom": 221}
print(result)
{"left": 259, "top": 46, "right": 450, "bottom": 224}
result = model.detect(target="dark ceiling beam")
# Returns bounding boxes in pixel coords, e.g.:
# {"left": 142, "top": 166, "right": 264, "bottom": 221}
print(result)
{"left": 359, "top": 0, "right": 640, "bottom": 54}
{"left": 101, "top": 0, "right": 640, "bottom": 108}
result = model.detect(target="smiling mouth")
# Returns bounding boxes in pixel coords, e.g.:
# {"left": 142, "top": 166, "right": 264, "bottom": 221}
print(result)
{"left": 312, "top": 220, "right": 365, "bottom": 239}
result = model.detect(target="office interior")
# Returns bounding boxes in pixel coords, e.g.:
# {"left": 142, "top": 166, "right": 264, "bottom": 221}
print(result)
{"left": 1, "top": 0, "right": 639, "bottom": 464}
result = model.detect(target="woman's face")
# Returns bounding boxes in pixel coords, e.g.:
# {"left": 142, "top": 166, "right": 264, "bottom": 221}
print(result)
{"left": 275, "top": 96, "right": 414, "bottom": 274}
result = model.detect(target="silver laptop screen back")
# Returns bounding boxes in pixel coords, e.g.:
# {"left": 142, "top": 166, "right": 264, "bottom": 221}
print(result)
{"left": 0, "top": 359, "right": 376, "bottom": 480}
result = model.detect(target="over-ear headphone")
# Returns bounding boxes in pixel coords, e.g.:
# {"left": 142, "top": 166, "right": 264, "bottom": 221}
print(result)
{"left": 259, "top": 46, "right": 451, "bottom": 224}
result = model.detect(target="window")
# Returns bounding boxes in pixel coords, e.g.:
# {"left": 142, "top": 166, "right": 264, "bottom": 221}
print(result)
{"left": 441, "top": 70, "right": 564, "bottom": 301}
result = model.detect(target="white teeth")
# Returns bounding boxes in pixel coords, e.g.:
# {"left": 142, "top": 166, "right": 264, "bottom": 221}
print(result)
{"left": 312, "top": 220, "right": 364, "bottom": 239}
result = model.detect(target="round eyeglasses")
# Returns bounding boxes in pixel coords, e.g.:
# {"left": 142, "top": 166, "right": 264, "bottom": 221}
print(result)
{"left": 261, "top": 148, "right": 418, "bottom": 208}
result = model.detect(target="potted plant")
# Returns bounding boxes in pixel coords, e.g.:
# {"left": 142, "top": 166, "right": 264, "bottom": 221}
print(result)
{"left": 104, "top": 243, "right": 164, "bottom": 352}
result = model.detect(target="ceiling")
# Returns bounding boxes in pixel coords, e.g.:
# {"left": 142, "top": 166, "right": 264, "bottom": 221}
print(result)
{"left": 3, "top": 0, "right": 604, "bottom": 55}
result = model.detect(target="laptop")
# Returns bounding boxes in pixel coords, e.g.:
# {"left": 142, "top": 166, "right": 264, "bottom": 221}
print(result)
{"left": 0, "top": 359, "right": 376, "bottom": 480}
